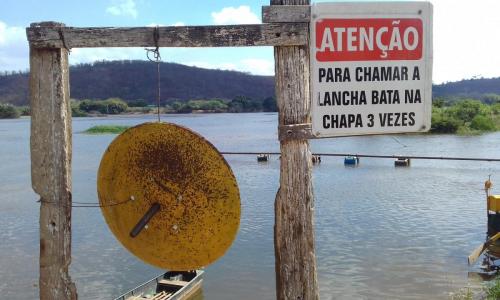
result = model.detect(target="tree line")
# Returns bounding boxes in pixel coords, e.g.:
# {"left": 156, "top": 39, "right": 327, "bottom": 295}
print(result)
{"left": 1, "top": 96, "right": 278, "bottom": 119}
{"left": 3, "top": 93, "right": 500, "bottom": 136}
{"left": 431, "top": 98, "right": 500, "bottom": 134}
{"left": 68, "top": 96, "right": 277, "bottom": 117}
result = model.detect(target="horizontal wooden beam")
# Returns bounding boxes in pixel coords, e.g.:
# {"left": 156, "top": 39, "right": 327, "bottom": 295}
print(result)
{"left": 27, "top": 23, "right": 308, "bottom": 48}
{"left": 262, "top": 5, "right": 311, "bottom": 23}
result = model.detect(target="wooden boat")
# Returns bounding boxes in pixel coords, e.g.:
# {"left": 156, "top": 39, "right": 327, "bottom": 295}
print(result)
{"left": 115, "top": 270, "right": 204, "bottom": 300}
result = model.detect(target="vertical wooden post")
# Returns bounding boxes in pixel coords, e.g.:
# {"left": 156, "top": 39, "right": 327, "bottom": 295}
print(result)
{"left": 272, "top": 1, "right": 319, "bottom": 300}
{"left": 29, "top": 22, "right": 77, "bottom": 300}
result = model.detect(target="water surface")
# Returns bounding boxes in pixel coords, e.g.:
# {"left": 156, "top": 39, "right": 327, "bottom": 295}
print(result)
{"left": 0, "top": 113, "right": 499, "bottom": 299}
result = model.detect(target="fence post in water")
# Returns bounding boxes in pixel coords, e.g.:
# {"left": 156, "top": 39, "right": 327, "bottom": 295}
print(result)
{"left": 271, "top": 1, "right": 319, "bottom": 299}
{"left": 29, "top": 22, "right": 77, "bottom": 300}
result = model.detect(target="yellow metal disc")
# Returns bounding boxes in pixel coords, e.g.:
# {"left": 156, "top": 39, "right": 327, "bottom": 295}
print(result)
{"left": 97, "top": 122, "right": 240, "bottom": 270}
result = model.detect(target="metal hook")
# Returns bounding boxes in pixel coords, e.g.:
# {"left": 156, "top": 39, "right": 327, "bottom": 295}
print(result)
{"left": 144, "top": 26, "right": 162, "bottom": 122}
{"left": 145, "top": 26, "right": 161, "bottom": 62}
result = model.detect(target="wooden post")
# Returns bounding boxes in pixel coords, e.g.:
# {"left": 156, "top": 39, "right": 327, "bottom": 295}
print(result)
{"left": 29, "top": 22, "right": 77, "bottom": 300}
{"left": 272, "top": 1, "right": 319, "bottom": 299}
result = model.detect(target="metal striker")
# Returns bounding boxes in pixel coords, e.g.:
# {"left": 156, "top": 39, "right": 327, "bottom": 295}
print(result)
{"left": 97, "top": 122, "right": 241, "bottom": 270}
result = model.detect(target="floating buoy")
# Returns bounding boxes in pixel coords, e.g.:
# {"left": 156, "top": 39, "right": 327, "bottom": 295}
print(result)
{"left": 257, "top": 154, "right": 270, "bottom": 162}
{"left": 344, "top": 156, "right": 359, "bottom": 166}
{"left": 395, "top": 157, "right": 411, "bottom": 167}
{"left": 312, "top": 155, "right": 321, "bottom": 164}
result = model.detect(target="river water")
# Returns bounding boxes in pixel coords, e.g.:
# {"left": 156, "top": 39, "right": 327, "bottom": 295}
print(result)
{"left": 1, "top": 113, "right": 500, "bottom": 299}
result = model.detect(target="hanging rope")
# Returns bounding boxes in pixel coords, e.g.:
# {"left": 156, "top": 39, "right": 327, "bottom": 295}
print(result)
{"left": 145, "top": 26, "right": 162, "bottom": 122}
{"left": 41, "top": 28, "right": 164, "bottom": 209}
{"left": 390, "top": 136, "right": 408, "bottom": 148}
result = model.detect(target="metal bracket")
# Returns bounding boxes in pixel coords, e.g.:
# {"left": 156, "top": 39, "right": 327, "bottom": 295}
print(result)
{"left": 278, "top": 123, "right": 314, "bottom": 141}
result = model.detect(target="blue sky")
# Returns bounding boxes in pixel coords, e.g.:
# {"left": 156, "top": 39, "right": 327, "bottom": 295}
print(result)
{"left": 1, "top": 0, "right": 500, "bottom": 83}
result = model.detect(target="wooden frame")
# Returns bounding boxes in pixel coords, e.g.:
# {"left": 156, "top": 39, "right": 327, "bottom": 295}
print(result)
{"left": 28, "top": 2, "right": 318, "bottom": 300}
{"left": 27, "top": 23, "right": 308, "bottom": 48}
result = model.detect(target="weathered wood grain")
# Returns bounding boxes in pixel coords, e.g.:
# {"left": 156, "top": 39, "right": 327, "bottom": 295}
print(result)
{"left": 262, "top": 5, "right": 311, "bottom": 23}
{"left": 30, "top": 22, "right": 77, "bottom": 300}
{"left": 272, "top": 0, "right": 319, "bottom": 299}
{"left": 278, "top": 123, "right": 313, "bottom": 141}
{"left": 27, "top": 23, "right": 308, "bottom": 48}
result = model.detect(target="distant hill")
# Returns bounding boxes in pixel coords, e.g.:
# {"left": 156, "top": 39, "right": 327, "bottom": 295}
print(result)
{"left": 0, "top": 60, "right": 275, "bottom": 106}
{"left": 1, "top": 60, "right": 500, "bottom": 106}
{"left": 433, "top": 77, "right": 500, "bottom": 99}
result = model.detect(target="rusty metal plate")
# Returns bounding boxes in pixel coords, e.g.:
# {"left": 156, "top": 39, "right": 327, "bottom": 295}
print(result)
{"left": 97, "top": 122, "right": 240, "bottom": 270}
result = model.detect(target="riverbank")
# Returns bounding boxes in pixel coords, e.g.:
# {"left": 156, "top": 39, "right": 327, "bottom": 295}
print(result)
{"left": 3, "top": 97, "right": 500, "bottom": 136}
{"left": 452, "top": 277, "right": 500, "bottom": 300}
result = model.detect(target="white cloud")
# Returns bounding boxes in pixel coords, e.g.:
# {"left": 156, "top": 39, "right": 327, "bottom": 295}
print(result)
{"left": 184, "top": 61, "right": 238, "bottom": 71}
{"left": 241, "top": 58, "right": 274, "bottom": 75}
{"left": 2, "top": 0, "right": 500, "bottom": 84}
{"left": 146, "top": 23, "right": 165, "bottom": 27}
{"left": 106, "top": 0, "right": 137, "bottom": 19}
{"left": 0, "top": 21, "right": 25, "bottom": 46}
{"left": 147, "top": 22, "right": 184, "bottom": 27}
{"left": 211, "top": 6, "right": 260, "bottom": 25}
{"left": 184, "top": 59, "right": 274, "bottom": 76}
{"left": 69, "top": 48, "right": 145, "bottom": 65}
{"left": 431, "top": 0, "right": 500, "bottom": 83}
{"left": 0, "top": 21, "right": 28, "bottom": 72}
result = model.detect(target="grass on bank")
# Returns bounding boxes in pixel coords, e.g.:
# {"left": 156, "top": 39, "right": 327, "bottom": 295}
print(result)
{"left": 451, "top": 277, "right": 500, "bottom": 300}
{"left": 84, "top": 125, "right": 130, "bottom": 134}
{"left": 485, "top": 277, "right": 500, "bottom": 299}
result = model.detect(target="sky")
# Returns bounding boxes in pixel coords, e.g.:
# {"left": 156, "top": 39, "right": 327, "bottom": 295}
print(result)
{"left": 1, "top": 0, "right": 500, "bottom": 83}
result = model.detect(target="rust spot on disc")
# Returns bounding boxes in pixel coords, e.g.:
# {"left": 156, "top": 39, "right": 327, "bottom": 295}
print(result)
{"left": 97, "top": 122, "right": 240, "bottom": 270}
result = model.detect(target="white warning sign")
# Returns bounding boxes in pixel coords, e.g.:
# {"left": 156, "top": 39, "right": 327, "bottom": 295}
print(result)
{"left": 310, "top": 2, "right": 433, "bottom": 137}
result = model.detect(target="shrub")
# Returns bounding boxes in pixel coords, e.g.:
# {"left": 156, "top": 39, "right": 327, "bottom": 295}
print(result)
{"left": 186, "top": 99, "right": 227, "bottom": 111}
{"left": 470, "top": 115, "right": 496, "bottom": 131}
{"left": 18, "top": 106, "right": 30, "bottom": 116}
{"left": 492, "top": 103, "right": 500, "bottom": 115}
{"left": 430, "top": 112, "right": 461, "bottom": 133}
{"left": 127, "top": 99, "right": 148, "bottom": 107}
{"left": 481, "top": 93, "right": 500, "bottom": 105}
{"left": 432, "top": 97, "right": 446, "bottom": 108}
{"left": 447, "top": 100, "right": 484, "bottom": 123}
{"left": 71, "top": 100, "right": 87, "bottom": 117}
{"left": 79, "top": 98, "right": 128, "bottom": 114}
{"left": 104, "top": 98, "right": 128, "bottom": 114}
{"left": 228, "top": 96, "right": 261, "bottom": 112}
{"left": 262, "top": 97, "right": 277, "bottom": 112}
{"left": 0, "top": 103, "right": 20, "bottom": 119}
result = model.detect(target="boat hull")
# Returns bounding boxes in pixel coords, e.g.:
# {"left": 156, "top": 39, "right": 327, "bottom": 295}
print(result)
{"left": 115, "top": 270, "right": 204, "bottom": 300}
